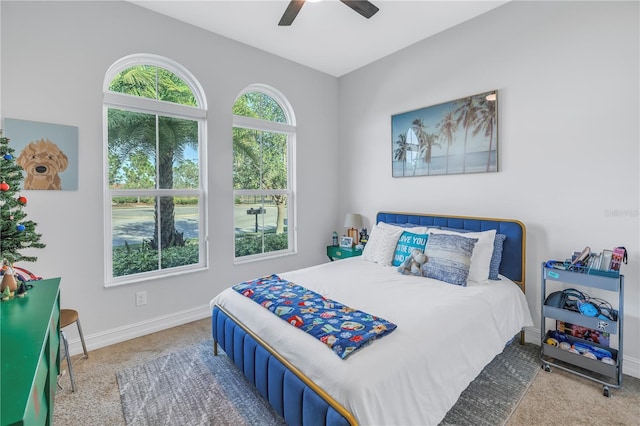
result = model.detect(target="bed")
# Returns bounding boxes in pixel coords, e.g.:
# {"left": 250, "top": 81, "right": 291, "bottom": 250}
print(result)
{"left": 210, "top": 212, "right": 533, "bottom": 425}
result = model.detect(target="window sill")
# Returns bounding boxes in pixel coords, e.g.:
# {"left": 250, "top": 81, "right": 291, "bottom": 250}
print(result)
{"left": 104, "top": 265, "right": 208, "bottom": 288}
{"left": 233, "top": 250, "right": 297, "bottom": 265}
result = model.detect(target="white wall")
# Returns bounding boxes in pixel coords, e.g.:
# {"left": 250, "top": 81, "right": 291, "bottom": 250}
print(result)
{"left": 338, "top": 1, "right": 639, "bottom": 376}
{"left": 1, "top": 1, "right": 339, "bottom": 347}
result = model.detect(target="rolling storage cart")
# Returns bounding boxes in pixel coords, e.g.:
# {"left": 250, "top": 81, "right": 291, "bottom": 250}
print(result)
{"left": 540, "top": 262, "right": 624, "bottom": 397}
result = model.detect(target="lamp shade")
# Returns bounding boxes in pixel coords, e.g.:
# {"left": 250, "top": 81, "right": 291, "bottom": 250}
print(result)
{"left": 343, "top": 213, "right": 362, "bottom": 230}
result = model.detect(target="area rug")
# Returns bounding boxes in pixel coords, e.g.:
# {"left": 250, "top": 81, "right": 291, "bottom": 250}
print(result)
{"left": 440, "top": 341, "right": 540, "bottom": 425}
{"left": 117, "top": 340, "right": 285, "bottom": 426}
{"left": 117, "top": 340, "right": 540, "bottom": 426}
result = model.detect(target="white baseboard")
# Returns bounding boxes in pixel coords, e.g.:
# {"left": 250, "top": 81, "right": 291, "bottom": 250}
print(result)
{"left": 63, "top": 304, "right": 211, "bottom": 357}
{"left": 524, "top": 326, "right": 639, "bottom": 379}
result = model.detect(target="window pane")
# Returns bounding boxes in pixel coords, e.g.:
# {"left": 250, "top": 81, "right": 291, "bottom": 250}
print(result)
{"left": 161, "top": 196, "right": 200, "bottom": 269}
{"left": 112, "top": 196, "right": 158, "bottom": 277}
{"left": 109, "top": 110, "right": 199, "bottom": 190}
{"left": 233, "top": 92, "right": 286, "bottom": 123}
{"left": 234, "top": 196, "right": 288, "bottom": 258}
{"left": 109, "top": 65, "right": 197, "bottom": 106}
{"left": 232, "top": 128, "right": 287, "bottom": 191}
{"left": 261, "top": 132, "right": 287, "bottom": 190}
{"left": 233, "top": 127, "right": 260, "bottom": 190}
{"left": 109, "top": 65, "right": 158, "bottom": 100}
{"left": 158, "top": 116, "right": 199, "bottom": 189}
{"left": 111, "top": 195, "right": 200, "bottom": 277}
{"left": 108, "top": 108, "right": 157, "bottom": 189}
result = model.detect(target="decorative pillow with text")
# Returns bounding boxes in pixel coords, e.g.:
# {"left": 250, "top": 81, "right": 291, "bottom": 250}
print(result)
{"left": 392, "top": 231, "right": 428, "bottom": 267}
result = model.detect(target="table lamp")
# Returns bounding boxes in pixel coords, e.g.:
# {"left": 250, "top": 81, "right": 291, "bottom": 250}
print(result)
{"left": 344, "top": 213, "right": 362, "bottom": 245}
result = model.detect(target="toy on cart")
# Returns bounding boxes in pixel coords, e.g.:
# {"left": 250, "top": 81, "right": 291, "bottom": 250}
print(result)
{"left": 546, "top": 246, "right": 626, "bottom": 277}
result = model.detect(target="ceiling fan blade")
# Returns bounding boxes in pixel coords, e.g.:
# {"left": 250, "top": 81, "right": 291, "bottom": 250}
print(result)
{"left": 340, "top": 0, "right": 379, "bottom": 19}
{"left": 279, "top": 0, "right": 305, "bottom": 26}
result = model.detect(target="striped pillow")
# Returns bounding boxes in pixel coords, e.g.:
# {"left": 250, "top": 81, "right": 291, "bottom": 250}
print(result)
{"left": 422, "top": 233, "right": 478, "bottom": 286}
{"left": 429, "top": 228, "right": 496, "bottom": 283}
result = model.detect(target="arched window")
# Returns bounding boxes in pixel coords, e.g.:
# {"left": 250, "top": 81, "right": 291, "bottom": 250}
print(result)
{"left": 103, "top": 54, "right": 207, "bottom": 286}
{"left": 232, "top": 84, "right": 296, "bottom": 261}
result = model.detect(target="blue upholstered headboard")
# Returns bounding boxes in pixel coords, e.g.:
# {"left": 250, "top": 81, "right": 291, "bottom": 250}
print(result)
{"left": 376, "top": 212, "right": 526, "bottom": 288}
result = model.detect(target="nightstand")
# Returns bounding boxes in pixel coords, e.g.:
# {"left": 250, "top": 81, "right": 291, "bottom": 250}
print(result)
{"left": 327, "top": 245, "right": 363, "bottom": 261}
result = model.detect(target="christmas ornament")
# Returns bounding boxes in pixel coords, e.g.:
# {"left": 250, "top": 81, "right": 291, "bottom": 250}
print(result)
{"left": 17, "top": 196, "right": 27, "bottom": 204}
{"left": 16, "top": 224, "right": 26, "bottom": 232}
{"left": 3, "top": 153, "right": 12, "bottom": 160}
{"left": 0, "top": 182, "right": 9, "bottom": 191}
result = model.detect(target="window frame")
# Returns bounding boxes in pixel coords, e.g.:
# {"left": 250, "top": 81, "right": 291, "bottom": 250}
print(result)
{"left": 103, "top": 54, "right": 208, "bottom": 286}
{"left": 232, "top": 84, "right": 296, "bottom": 263}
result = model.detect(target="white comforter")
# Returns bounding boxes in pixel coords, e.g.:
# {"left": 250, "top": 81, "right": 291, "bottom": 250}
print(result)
{"left": 210, "top": 258, "right": 533, "bottom": 426}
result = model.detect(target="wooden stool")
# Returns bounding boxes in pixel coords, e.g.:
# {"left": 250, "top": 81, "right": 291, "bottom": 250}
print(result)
{"left": 60, "top": 309, "right": 88, "bottom": 391}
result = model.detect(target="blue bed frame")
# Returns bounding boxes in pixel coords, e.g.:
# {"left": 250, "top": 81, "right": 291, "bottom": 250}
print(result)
{"left": 212, "top": 212, "right": 526, "bottom": 426}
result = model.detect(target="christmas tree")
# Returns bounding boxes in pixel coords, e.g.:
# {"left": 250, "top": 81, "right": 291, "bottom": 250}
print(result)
{"left": 0, "top": 133, "right": 46, "bottom": 264}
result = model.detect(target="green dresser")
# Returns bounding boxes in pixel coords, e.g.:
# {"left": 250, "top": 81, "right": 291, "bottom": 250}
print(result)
{"left": 1, "top": 277, "right": 61, "bottom": 426}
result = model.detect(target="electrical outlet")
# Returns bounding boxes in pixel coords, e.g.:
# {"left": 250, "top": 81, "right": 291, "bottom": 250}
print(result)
{"left": 135, "top": 291, "right": 147, "bottom": 306}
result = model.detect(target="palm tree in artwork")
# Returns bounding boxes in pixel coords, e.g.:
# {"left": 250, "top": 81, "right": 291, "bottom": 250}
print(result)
{"left": 411, "top": 119, "right": 440, "bottom": 175}
{"left": 453, "top": 96, "right": 479, "bottom": 173}
{"left": 436, "top": 110, "right": 458, "bottom": 174}
{"left": 421, "top": 132, "right": 441, "bottom": 175}
{"left": 394, "top": 133, "right": 410, "bottom": 176}
{"left": 472, "top": 96, "right": 497, "bottom": 171}
{"left": 411, "top": 119, "right": 428, "bottom": 175}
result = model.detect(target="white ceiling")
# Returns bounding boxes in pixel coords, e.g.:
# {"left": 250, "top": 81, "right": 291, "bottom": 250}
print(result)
{"left": 130, "top": 0, "right": 509, "bottom": 77}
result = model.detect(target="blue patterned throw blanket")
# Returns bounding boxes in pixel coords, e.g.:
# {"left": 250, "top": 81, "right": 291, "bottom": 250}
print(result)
{"left": 233, "top": 274, "right": 397, "bottom": 359}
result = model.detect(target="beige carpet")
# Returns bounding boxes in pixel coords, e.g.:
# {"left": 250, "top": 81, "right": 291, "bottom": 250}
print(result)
{"left": 54, "top": 318, "right": 640, "bottom": 425}
{"left": 507, "top": 363, "right": 640, "bottom": 425}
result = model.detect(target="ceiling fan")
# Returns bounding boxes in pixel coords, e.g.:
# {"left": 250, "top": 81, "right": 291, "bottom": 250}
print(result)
{"left": 278, "top": 0, "right": 379, "bottom": 26}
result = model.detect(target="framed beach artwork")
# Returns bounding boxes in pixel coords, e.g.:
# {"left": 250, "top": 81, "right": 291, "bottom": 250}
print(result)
{"left": 3, "top": 118, "right": 79, "bottom": 190}
{"left": 391, "top": 90, "right": 498, "bottom": 177}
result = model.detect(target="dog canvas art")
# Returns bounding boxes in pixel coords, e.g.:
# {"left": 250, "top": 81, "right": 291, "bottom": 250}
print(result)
{"left": 3, "top": 118, "right": 78, "bottom": 190}
{"left": 17, "top": 139, "right": 69, "bottom": 190}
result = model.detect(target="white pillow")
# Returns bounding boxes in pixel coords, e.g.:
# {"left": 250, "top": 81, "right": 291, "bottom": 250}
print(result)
{"left": 361, "top": 224, "right": 404, "bottom": 265}
{"left": 377, "top": 221, "right": 429, "bottom": 235}
{"left": 429, "top": 228, "right": 496, "bottom": 283}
